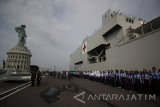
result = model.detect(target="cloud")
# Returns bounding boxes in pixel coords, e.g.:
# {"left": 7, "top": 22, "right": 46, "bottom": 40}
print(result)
{"left": 0, "top": 0, "right": 159, "bottom": 70}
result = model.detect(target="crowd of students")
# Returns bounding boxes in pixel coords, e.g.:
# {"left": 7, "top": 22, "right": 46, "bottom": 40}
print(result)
{"left": 72, "top": 67, "right": 160, "bottom": 96}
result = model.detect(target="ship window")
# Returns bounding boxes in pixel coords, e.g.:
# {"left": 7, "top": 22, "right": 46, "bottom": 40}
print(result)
{"left": 131, "top": 19, "right": 134, "bottom": 23}
{"left": 126, "top": 18, "right": 129, "bottom": 22}
{"left": 111, "top": 14, "right": 113, "bottom": 17}
{"left": 105, "top": 15, "right": 107, "bottom": 18}
{"left": 75, "top": 61, "right": 83, "bottom": 65}
{"left": 126, "top": 17, "right": 134, "bottom": 23}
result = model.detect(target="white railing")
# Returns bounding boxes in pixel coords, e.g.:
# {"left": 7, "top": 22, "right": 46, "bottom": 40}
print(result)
{"left": 117, "top": 17, "right": 160, "bottom": 46}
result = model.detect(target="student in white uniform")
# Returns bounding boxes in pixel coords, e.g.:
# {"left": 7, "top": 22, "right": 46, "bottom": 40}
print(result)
{"left": 121, "top": 70, "right": 126, "bottom": 89}
{"left": 127, "top": 71, "right": 134, "bottom": 90}
{"left": 108, "top": 70, "right": 111, "bottom": 85}
{"left": 143, "top": 69, "right": 151, "bottom": 93}
{"left": 156, "top": 69, "right": 160, "bottom": 95}
{"left": 133, "top": 71, "right": 142, "bottom": 92}
{"left": 110, "top": 70, "right": 115, "bottom": 86}
{"left": 151, "top": 67, "right": 157, "bottom": 94}
{"left": 102, "top": 71, "right": 106, "bottom": 84}
{"left": 155, "top": 68, "right": 160, "bottom": 95}
{"left": 89, "top": 71, "right": 94, "bottom": 81}
{"left": 115, "top": 70, "right": 120, "bottom": 87}
{"left": 104, "top": 70, "right": 109, "bottom": 85}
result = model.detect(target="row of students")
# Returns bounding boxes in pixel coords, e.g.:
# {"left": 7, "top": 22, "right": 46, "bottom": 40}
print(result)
{"left": 73, "top": 67, "right": 160, "bottom": 96}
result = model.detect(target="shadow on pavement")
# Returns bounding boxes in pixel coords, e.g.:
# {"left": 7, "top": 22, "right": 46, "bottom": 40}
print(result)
{"left": 40, "top": 84, "right": 80, "bottom": 103}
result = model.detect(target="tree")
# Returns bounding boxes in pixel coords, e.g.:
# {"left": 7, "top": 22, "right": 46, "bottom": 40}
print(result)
{"left": 30, "top": 65, "right": 39, "bottom": 73}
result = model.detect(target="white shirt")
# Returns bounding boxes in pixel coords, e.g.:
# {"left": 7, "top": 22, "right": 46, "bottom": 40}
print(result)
{"left": 155, "top": 72, "right": 160, "bottom": 79}
{"left": 128, "top": 75, "right": 133, "bottom": 79}
{"left": 144, "top": 74, "right": 150, "bottom": 80}
{"left": 136, "top": 74, "right": 141, "bottom": 79}
{"left": 121, "top": 73, "right": 126, "bottom": 78}
{"left": 151, "top": 72, "right": 157, "bottom": 79}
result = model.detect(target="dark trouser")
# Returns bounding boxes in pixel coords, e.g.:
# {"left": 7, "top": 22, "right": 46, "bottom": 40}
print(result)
{"left": 111, "top": 77, "right": 115, "bottom": 87}
{"left": 157, "top": 79, "right": 160, "bottom": 96}
{"left": 108, "top": 77, "right": 111, "bottom": 85}
{"left": 104, "top": 77, "right": 108, "bottom": 85}
{"left": 100, "top": 76, "right": 104, "bottom": 83}
{"left": 90, "top": 76, "right": 94, "bottom": 81}
{"left": 121, "top": 77, "right": 126, "bottom": 89}
{"left": 128, "top": 79, "right": 132, "bottom": 90}
{"left": 134, "top": 79, "right": 142, "bottom": 93}
{"left": 115, "top": 78, "right": 120, "bottom": 87}
{"left": 151, "top": 79, "right": 157, "bottom": 94}
{"left": 36, "top": 79, "right": 41, "bottom": 86}
{"left": 31, "top": 79, "right": 35, "bottom": 86}
{"left": 103, "top": 77, "right": 106, "bottom": 84}
{"left": 100, "top": 76, "right": 103, "bottom": 83}
{"left": 97, "top": 77, "right": 100, "bottom": 82}
{"left": 144, "top": 79, "right": 150, "bottom": 93}
{"left": 102, "top": 77, "right": 106, "bottom": 84}
{"left": 89, "top": 76, "right": 91, "bottom": 80}
{"left": 86, "top": 75, "right": 89, "bottom": 79}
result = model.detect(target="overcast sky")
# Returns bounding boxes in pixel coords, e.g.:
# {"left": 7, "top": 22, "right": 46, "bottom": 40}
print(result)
{"left": 0, "top": 0, "right": 160, "bottom": 70}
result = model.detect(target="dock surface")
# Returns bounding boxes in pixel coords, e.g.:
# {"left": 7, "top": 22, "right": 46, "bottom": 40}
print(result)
{"left": 0, "top": 77, "right": 160, "bottom": 107}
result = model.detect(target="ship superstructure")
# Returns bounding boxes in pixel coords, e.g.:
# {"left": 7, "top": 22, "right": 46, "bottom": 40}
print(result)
{"left": 70, "top": 9, "right": 160, "bottom": 71}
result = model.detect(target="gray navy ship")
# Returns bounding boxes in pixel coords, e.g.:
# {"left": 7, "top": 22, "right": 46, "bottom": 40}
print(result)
{"left": 70, "top": 9, "right": 160, "bottom": 71}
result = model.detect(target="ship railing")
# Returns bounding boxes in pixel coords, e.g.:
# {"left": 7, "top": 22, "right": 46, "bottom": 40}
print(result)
{"left": 117, "top": 16, "right": 160, "bottom": 46}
